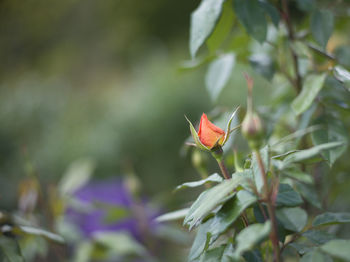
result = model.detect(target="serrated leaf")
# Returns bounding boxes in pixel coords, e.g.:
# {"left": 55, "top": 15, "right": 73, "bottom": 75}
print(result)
{"left": 252, "top": 146, "right": 269, "bottom": 194}
{"left": 205, "top": 53, "right": 235, "bottom": 102}
{"left": 0, "top": 237, "right": 24, "bottom": 262}
{"left": 281, "top": 141, "right": 343, "bottom": 168}
{"left": 276, "top": 207, "right": 307, "bottom": 232}
{"left": 320, "top": 239, "right": 350, "bottom": 261}
{"left": 292, "top": 74, "right": 326, "bottom": 115}
{"left": 190, "top": 0, "right": 225, "bottom": 58}
{"left": 301, "top": 250, "right": 333, "bottom": 262}
{"left": 208, "top": 190, "right": 257, "bottom": 237}
{"left": 175, "top": 173, "right": 223, "bottom": 192}
{"left": 302, "top": 230, "right": 335, "bottom": 245}
{"left": 312, "top": 212, "right": 350, "bottom": 227}
{"left": 188, "top": 219, "right": 213, "bottom": 261}
{"left": 233, "top": 221, "right": 271, "bottom": 258}
{"left": 184, "top": 176, "right": 245, "bottom": 229}
{"left": 284, "top": 170, "right": 314, "bottom": 184}
{"left": 295, "top": 182, "right": 321, "bottom": 209}
{"left": 311, "top": 10, "right": 334, "bottom": 48}
{"left": 199, "top": 245, "right": 226, "bottom": 262}
{"left": 276, "top": 183, "right": 303, "bottom": 207}
{"left": 234, "top": 0, "right": 267, "bottom": 43}
{"left": 207, "top": 0, "right": 234, "bottom": 53}
{"left": 311, "top": 116, "right": 348, "bottom": 166}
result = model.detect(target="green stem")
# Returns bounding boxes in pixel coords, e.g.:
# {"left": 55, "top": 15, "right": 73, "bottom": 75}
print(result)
{"left": 217, "top": 158, "right": 230, "bottom": 180}
{"left": 254, "top": 150, "right": 281, "bottom": 262}
{"left": 282, "top": 0, "right": 301, "bottom": 94}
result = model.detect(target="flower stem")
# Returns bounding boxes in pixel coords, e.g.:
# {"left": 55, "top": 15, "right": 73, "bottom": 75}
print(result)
{"left": 216, "top": 158, "right": 230, "bottom": 180}
{"left": 254, "top": 150, "right": 281, "bottom": 262}
{"left": 282, "top": 0, "right": 301, "bottom": 94}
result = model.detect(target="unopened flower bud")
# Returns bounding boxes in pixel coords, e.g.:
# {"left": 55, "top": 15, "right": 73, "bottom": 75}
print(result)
{"left": 242, "top": 111, "right": 264, "bottom": 149}
{"left": 242, "top": 74, "right": 265, "bottom": 149}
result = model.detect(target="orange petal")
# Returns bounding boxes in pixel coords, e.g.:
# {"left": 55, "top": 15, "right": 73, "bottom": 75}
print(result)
{"left": 198, "top": 113, "right": 225, "bottom": 148}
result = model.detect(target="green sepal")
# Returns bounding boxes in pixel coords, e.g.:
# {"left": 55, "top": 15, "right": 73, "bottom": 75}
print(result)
{"left": 185, "top": 115, "right": 210, "bottom": 151}
{"left": 223, "top": 106, "right": 240, "bottom": 145}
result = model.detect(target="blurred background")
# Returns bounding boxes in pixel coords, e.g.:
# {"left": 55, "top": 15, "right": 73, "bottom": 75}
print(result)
{"left": 0, "top": 0, "right": 265, "bottom": 261}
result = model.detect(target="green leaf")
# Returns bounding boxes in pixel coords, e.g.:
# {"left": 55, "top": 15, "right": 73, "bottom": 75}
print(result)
{"left": 243, "top": 249, "right": 263, "bottom": 262}
{"left": 276, "top": 183, "right": 303, "bottom": 207}
{"left": 199, "top": 245, "right": 226, "bottom": 262}
{"left": 0, "top": 237, "right": 24, "bottom": 262}
{"left": 156, "top": 208, "right": 191, "bottom": 223}
{"left": 301, "top": 250, "right": 332, "bottom": 262}
{"left": 73, "top": 241, "right": 93, "bottom": 262}
{"left": 333, "top": 66, "right": 350, "bottom": 91}
{"left": 311, "top": 115, "right": 348, "bottom": 166}
{"left": 188, "top": 219, "right": 213, "bottom": 261}
{"left": 233, "top": 221, "right": 271, "bottom": 258}
{"left": 312, "top": 212, "right": 350, "bottom": 227}
{"left": 205, "top": 52, "right": 235, "bottom": 102}
{"left": 104, "top": 206, "right": 130, "bottom": 224}
{"left": 276, "top": 207, "right": 307, "bottom": 232}
{"left": 190, "top": 0, "right": 225, "bottom": 58}
{"left": 59, "top": 158, "right": 95, "bottom": 196}
{"left": 252, "top": 146, "right": 269, "bottom": 194}
{"left": 295, "top": 182, "right": 322, "bottom": 209}
{"left": 93, "top": 232, "right": 146, "bottom": 256}
{"left": 281, "top": 142, "right": 343, "bottom": 168}
{"left": 234, "top": 0, "right": 267, "bottom": 43}
{"left": 259, "top": 1, "right": 280, "bottom": 27}
{"left": 15, "top": 226, "right": 65, "bottom": 244}
{"left": 302, "top": 230, "right": 335, "bottom": 245}
{"left": 284, "top": 170, "right": 313, "bottom": 184}
{"left": 320, "top": 239, "right": 350, "bottom": 261}
{"left": 208, "top": 190, "right": 257, "bottom": 237}
{"left": 292, "top": 74, "right": 327, "bottom": 115}
{"left": 311, "top": 10, "right": 334, "bottom": 48}
{"left": 184, "top": 176, "right": 245, "bottom": 229}
{"left": 249, "top": 54, "right": 275, "bottom": 81}
{"left": 207, "top": 0, "right": 234, "bottom": 53}
{"left": 296, "top": 0, "right": 315, "bottom": 12}
{"left": 335, "top": 46, "right": 350, "bottom": 68}
{"left": 175, "top": 173, "right": 223, "bottom": 192}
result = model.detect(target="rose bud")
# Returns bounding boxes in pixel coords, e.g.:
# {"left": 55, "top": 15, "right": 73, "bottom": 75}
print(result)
{"left": 242, "top": 111, "right": 264, "bottom": 149}
{"left": 198, "top": 113, "right": 225, "bottom": 149}
{"left": 185, "top": 107, "right": 240, "bottom": 152}
{"left": 241, "top": 74, "right": 265, "bottom": 149}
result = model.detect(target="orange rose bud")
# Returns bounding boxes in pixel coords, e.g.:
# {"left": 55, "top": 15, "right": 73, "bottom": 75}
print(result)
{"left": 198, "top": 113, "right": 225, "bottom": 149}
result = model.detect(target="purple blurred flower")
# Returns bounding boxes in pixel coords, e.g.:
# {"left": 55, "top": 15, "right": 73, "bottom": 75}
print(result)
{"left": 65, "top": 179, "right": 158, "bottom": 242}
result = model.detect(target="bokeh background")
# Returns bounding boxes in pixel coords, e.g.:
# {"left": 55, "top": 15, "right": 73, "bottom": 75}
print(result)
{"left": 0, "top": 1, "right": 259, "bottom": 261}
{"left": 0, "top": 0, "right": 269, "bottom": 210}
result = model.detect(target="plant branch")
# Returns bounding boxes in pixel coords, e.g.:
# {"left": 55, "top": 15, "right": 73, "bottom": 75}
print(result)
{"left": 281, "top": 0, "right": 302, "bottom": 94}
{"left": 254, "top": 150, "right": 281, "bottom": 262}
